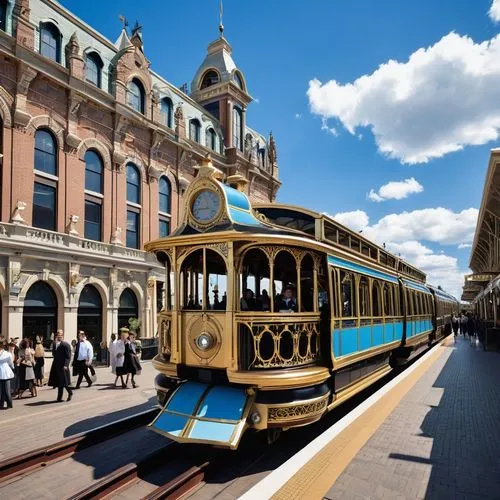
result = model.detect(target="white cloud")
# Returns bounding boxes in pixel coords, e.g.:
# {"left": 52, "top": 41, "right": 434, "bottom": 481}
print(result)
{"left": 321, "top": 117, "right": 338, "bottom": 137}
{"left": 458, "top": 243, "right": 472, "bottom": 249}
{"left": 295, "top": 113, "right": 302, "bottom": 119}
{"left": 331, "top": 209, "right": 369, "bottom": 232}
{"left": 330, "top": 207, "right": 478, "bottom": 298}
{"left": 368, "top": 177, "right": 423, "bottom": 202}
{"left": 307, "top": 32, "right": 500, "bottom": 163}
{"left": 489, "top": 0, "right": 500, "bottom": 22}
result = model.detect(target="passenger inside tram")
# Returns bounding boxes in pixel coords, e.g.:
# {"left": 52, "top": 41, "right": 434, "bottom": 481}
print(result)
{"left": 277, "top": 286, "right": 298, "bottom": 312}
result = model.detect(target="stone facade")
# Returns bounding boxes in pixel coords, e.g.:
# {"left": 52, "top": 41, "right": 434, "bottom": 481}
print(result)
{"left": 0, "top": 0, "right": 280, "bottom": 347}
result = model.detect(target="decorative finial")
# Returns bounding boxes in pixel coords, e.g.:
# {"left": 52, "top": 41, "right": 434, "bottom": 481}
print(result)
{"left": 119, "top": 15, "right": 128, "bottom": 30}
{"left": 219, "top": 0, "right": 224, "bottom": 37}
{"left": 131, "top": 20, "right": 143, "bottom": 37}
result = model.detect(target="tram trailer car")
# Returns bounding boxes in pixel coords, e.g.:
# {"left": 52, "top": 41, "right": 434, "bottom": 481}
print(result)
{"left": 146, "top": 159, "right": 459, "bottom": 449}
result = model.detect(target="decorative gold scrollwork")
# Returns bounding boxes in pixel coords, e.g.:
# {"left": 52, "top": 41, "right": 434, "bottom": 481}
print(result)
{"left": 159, "top": 315, "right": 172, "bottom": 360}
{"left": 267, "top": 397, "right": 328, "bottom": 422}
{"left": 240, "top": 319, "right": 320, "bottom": 369}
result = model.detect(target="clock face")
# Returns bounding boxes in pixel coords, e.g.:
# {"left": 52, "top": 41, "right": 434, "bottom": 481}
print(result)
{"left": 191, "top": 190, "right": 221, "bottom": 223}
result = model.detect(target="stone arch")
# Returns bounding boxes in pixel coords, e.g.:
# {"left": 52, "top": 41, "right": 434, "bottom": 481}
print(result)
{"left": 231, "top": 69, "right": 247, "bottom": 92}
{"left": 19, "top": 273, "right": 68, "bottom": 307}
{"left": 74, "top": 276, "right": 110, "bottom": 307}
{"left": 126, "top": 72, "right": 151, "bottom": 94}
{"left": 0, "top": 88, "right": 13, "bottom": 128}
{"left": 26, "top": 115, "right": 65, "bottom": 147}
{"left": 78, "top": 138, "right": 112, "bottom": 170}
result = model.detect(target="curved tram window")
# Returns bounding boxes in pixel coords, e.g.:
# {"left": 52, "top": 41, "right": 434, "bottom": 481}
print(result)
{"left": 181, "top": 249, "right": 227, "bottom": 311}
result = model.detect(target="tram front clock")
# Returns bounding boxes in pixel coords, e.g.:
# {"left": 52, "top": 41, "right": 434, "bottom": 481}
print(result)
{"left": 191, "top": 190, "right": 221, "bottom": 224}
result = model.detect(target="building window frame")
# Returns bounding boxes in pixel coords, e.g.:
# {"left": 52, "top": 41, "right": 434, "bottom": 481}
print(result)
{"left": 84, "top": 195, "right": 102, "bottom": 242}
{"left": 126, "top": 207, "right": 140, "bottom": 249}
{"left": 189, "top": 119, "right": 201, "bottom": 143}
{"left": 39, "top": 22, "right": 61, "bottom": 63}
{"left": 33, "top": 176, "right": 57, "bottom": 231}
{"left": 126, "top": 163, "right": 141, "bottom": 205}
{"left": 160, "top": 97, "right": 173, "bottom": 128}
{"left": 84, "top": 149, "right": 103, "bottom": 194}
{"left": 0, "top": 1, "right": 7, "bottom": 33}
{"left": 127, "top": 78, "right": 145, "bottom": 114}
{"left": 233, "top": 106, "right": 242, "bottom": 151}
{"left": 85, "top": 51, "right": 103, "bottom": 88}
{"left": 206, "top": 127, "right": 217, "bottom": 151}
{"left": 35, "top": 128, "right": 58, "bottom": 176}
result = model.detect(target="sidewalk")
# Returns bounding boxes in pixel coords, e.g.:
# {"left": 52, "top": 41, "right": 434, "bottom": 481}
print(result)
{"left": 0, "top": 361, "right": 158, "bottom": 462}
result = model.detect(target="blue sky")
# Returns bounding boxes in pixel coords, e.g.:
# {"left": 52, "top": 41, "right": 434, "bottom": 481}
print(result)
{"left": 60, "top": 0, "right": 500, "bottom": 298}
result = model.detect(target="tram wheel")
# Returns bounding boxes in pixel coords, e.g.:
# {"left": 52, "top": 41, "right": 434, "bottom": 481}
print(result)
{"left": 267, "top": 428, "right": 282, "bottom": 445}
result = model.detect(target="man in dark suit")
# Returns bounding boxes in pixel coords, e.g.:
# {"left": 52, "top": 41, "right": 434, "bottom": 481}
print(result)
{"left": 48, "top": 330, "right": 73, "bottom": 402}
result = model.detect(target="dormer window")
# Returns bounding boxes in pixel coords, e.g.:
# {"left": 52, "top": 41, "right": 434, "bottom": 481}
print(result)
{"left": 40, "top": 22, "right": 61, "bottom": 63}
{"left": 206, "top": 128, "right": 217, "bottom": 151}
{"left": 127, "top": 78, "right": 145, "bottom": 114}
{"left": 232, "top": 107, "right": 242, "bottom": 151}
{"left": 189, "top": 119, "right": 201, "bottom": 143}
{"left": 160, "top": 97, "right": 173, "bottom": 128}
{"left": 85, "top": 52, "right": 103, "bottom": 88}
{"left": 201, "top": 70, "right": 219, "bottom": 89}
{"left": 233, "top": 71, "right": 244, "bottom": 90}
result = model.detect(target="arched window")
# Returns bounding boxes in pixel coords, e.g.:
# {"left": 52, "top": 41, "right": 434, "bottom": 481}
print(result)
{"left": 85, "top": 52, "right": 103, "bottom": 88}
{"left": 189, "top": 119, "right": 201, "bottom": 143}
{"left": 126, "top": 163, "right": 140, "bottom": 204}
{"left": 40, "top": 22, "right": 61, "bottom": 63}
{"left": 359, "top": 276, "right": 370, "bottom": 317}
{"left": 372, "top": 281, "right": 381, "bottom": 317}
{"left": 33, "top": 129, "right": 57, "bottom": 231}
{"left": 233, "top": 106, "right": 242, "bottom": 151}
{"left": 160, "top": 98, "right": 173, "bottom": 128}
{"left": 23, "top": 281, "right": 58, "bottom": 341}
{"left": 126, "top": 163, "right": 141, "bottom": 249}
{"left": 84, "top": 150, "right": 103, "bottom": 194}
{"left": 84, "top": 150, "right": 103, "bottom": 241}
{"left": 35, "top": 129, "right": 57, "bottom": 176}
{"left": 200, "top": 70, "right": 219, "bottom": 89}
{"left": 118, "top": 288, "right": 138, "bottom": 330}
{"left": 240, "top": 248, "right": 271, "bottom": 312}
{"left": 206, "top": 128, "right": 216, "bottom": 151}
{"left": 159, "top": 176, "right": 171, "bottom": 238}
{"left": 0, "top": 1, "right": 7, "bottom": 32}
{"left": 233, "top": 71, "right": 244, "bottom": 90}
{"left": 127, "top": 78, "right": 145, "bottom": 114}
{"left": 77, "top": 285, "right": 103, "bottom": 348}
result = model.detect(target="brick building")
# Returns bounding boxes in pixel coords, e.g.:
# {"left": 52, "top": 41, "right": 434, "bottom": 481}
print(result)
{"left": 0, "top": 0, "right": 280, "bottom": 347}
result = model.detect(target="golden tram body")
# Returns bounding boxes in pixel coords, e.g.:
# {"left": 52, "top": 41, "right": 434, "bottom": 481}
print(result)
{"left": 146, "top": 159, "right": 458, "bottom": 449}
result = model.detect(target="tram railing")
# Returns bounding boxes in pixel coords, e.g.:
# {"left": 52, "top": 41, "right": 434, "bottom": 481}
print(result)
{"left": 236, "top": 312, "right": 321, "bottom": 370}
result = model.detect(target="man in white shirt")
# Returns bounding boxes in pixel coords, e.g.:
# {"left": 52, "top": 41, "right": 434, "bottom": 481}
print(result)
{"left": 73, "top": 331, "right": 94, "bottom": 389}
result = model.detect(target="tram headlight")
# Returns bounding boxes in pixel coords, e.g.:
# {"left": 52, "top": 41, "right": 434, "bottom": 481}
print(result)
{"left": 249, "top": 411, "right": 261, "bottom": 425}
{"left": 195, "top": 332, "right": 214, "bottom": 351}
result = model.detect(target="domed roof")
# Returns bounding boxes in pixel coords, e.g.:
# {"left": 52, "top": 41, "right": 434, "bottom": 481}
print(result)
{"left": 191, "top": 36, "right": 247, "bottom": 94}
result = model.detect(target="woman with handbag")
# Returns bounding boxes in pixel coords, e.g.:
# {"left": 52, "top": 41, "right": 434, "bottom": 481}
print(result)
{"left": 17, "top": 338, "right": 36, "bottom": 398}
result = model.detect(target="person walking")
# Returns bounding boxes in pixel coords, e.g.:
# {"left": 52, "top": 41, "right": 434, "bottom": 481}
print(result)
{"left": 451, "top": 313, "right": 459, "bottom": 340}
{"left": 108, "top": 333, "right": 118, "bottom": 377}
{"left": 467, "top": 313, "right": 476, "bottom": 346}
{"left": 34, "top": 339, "right": 45, "bottom": 387}
{"left": 460, "top": 314, "right": 468, "bottom": 337}
{"left": 17, "top": 338, "right": 36, "bottom": 399}
{"left": 7, "top": 341, "right": 18, "bottom": 398}
{"left": 73, "top": 331, "right": 93, "bottom": 389}
{"left": 0, "top": 339, "right": 15, "bottom": 409}
{"left": 48, "top": 330, "right": 73, "bottom": 402}
{"left": 114, "top": 329, "right": 128, "bottom": 388}
{"left": 124, "top": 331, "right": 142, "bottom": 389}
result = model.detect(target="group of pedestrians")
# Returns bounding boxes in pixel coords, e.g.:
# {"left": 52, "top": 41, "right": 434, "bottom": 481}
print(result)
{"left": 0, "top": 326, "right": 142, "bottom": 408}
{"left": 452, "top": 312, "right": 477, "bottom": 345}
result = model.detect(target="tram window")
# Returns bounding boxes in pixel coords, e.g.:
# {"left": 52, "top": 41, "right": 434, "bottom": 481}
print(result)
{"left": 206, "top": 250, "right": 227, "bottom": 311}
{"left": 361, "top": 243, "right": 370, "bottom": 257}
{"left": 181, "top": 249, "right": 204, "bottom": 310}
{"left": 338, "top": 230, "right": 349, "bottom": 248}
{"left": 372, "top": 281, "right": 382, "bottom": 317}
{"left": 359, "top": 276, "right": 370, "bottom": 317}
{"left": 406, "top": 289, "right": 412, "bottom": 316}
{"left": 340, "top": 271, "right": 356, "bottom": 318}
{"left": 383, "top": 283, "right": 393, "bottom": 317}
{"left": 380, "top": 252, "right": 388, "bottom": 266}
{"left": 331, "top": 268, "right": 340, "bottom": 318}
{"left": 274, "top": 250, "right": 298, "bottom": 312}
{"left": 324, "top": 222, "right": 338, "bottom": 244}
{"left": 317, "top": 258, "right": 329, "bottom": 311}
{"left": 300, "top": 254, "right": 314, "bottom": 312}
{"left": 240, "top": 248, "right": 271, "bottom": 311}
{"left": 415, "top": 293, "right": 421, "bottom": 316}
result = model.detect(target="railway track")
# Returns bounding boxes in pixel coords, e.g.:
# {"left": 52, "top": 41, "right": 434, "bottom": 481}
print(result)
{"left": 0, "top": 407, "right": 159, "bottom": 485}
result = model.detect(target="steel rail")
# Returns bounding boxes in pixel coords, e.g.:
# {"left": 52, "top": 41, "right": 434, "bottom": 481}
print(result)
{"left": 0, "top": 407, "right": 159, "bottom": 484}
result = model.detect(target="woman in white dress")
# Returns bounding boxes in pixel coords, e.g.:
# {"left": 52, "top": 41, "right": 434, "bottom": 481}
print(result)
{"left": 113, "top": 331, "right": 127, "bottom": 388}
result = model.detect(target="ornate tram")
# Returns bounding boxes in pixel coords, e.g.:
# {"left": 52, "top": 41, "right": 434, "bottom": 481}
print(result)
{"left": 146, "top": 157, "right": 458, "bottom": 449}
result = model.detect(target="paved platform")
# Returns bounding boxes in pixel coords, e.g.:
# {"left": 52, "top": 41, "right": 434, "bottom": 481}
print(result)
{"left": 0, "top": 360, "right": 158, "bottom": 462}
{"left": 242, "top": 335, "right": 500, "bottom": 500}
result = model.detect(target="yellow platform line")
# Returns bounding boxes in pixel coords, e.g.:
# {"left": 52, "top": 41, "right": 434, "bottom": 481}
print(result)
{"left": 271, "top": 338, "right": 452, "bottom": 500}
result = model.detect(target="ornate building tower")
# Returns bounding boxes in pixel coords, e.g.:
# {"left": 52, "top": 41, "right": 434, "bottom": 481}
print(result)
{"left": 190, "top": 29, "right": 251, "bottom": 153}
